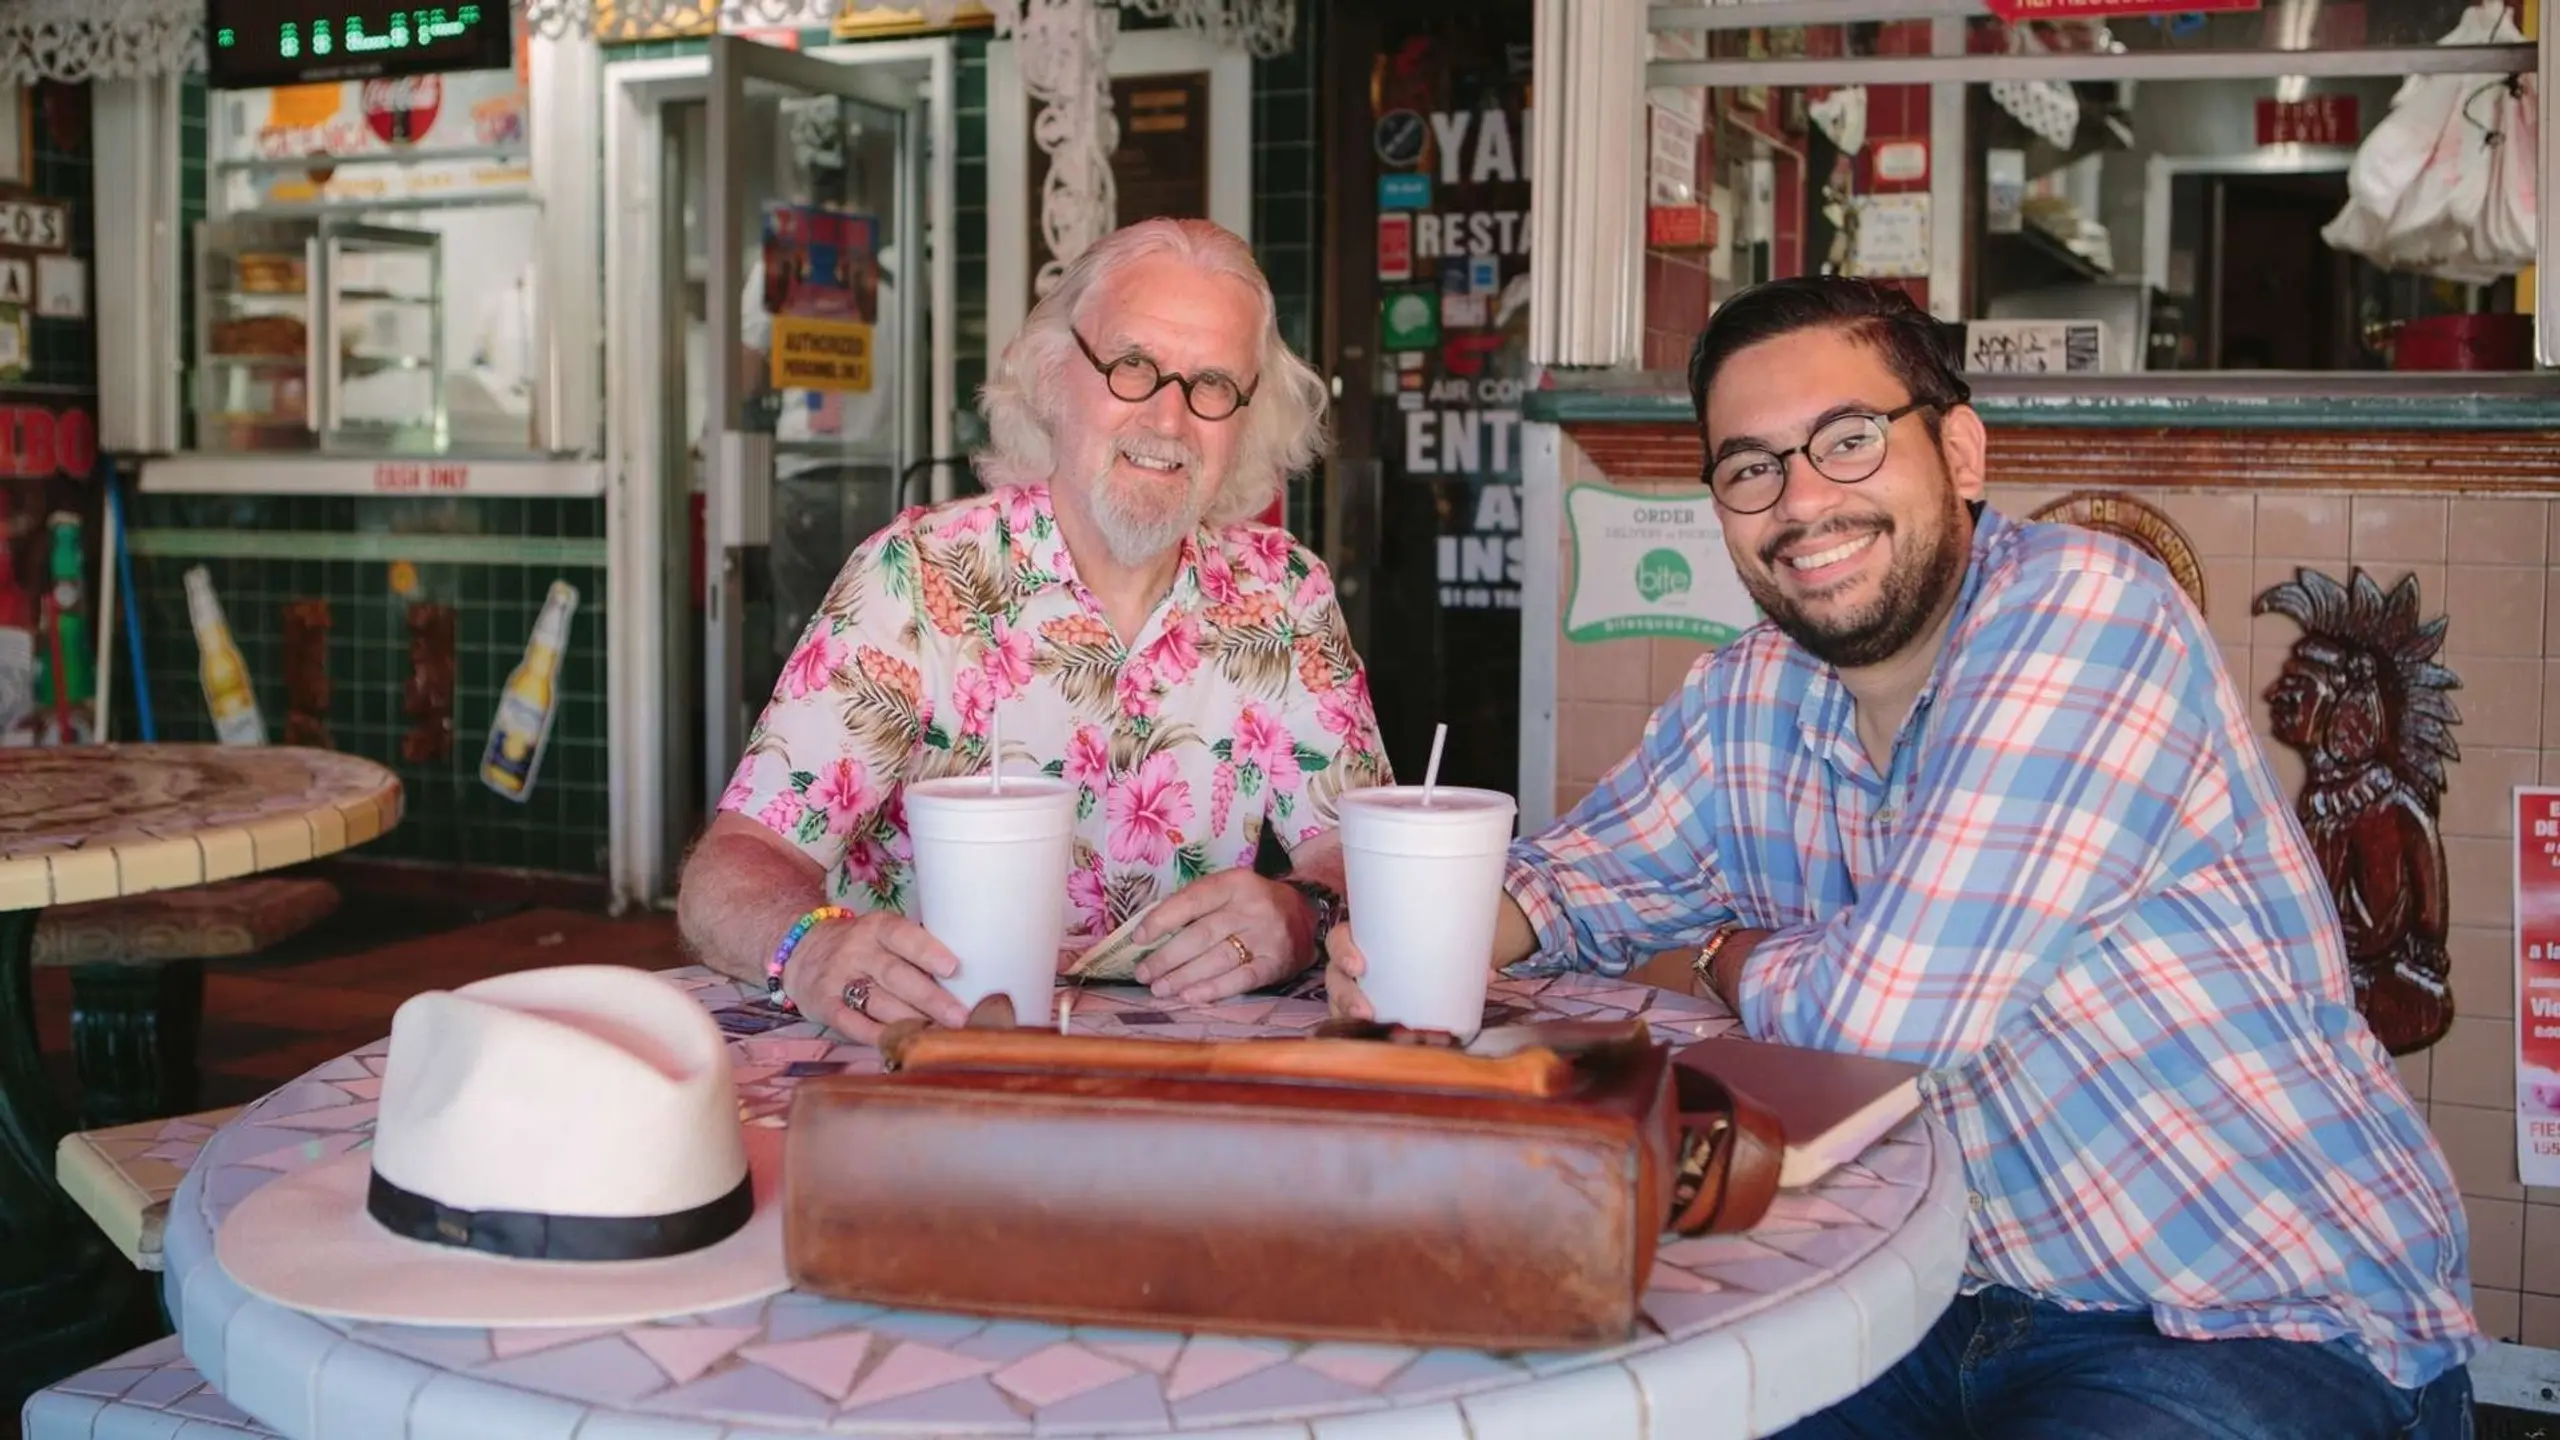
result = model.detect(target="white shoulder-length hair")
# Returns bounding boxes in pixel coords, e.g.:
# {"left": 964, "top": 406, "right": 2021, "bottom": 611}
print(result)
{"left": 974, "top": 217, "right": 1331, "bottom": 527}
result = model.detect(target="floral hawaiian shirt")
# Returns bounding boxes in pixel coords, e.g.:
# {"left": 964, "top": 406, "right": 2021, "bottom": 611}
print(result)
{"left": 719, "top": 482, "right": 1395, "bottom": 940}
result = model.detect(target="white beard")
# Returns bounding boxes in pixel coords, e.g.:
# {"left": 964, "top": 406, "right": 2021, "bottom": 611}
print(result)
{"left": 1086, "top": 435, "right": 1210, "bottom": 566}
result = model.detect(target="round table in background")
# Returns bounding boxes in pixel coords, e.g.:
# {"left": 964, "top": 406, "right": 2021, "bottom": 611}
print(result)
{"left": 165, "top": 964, "right": 1968, "bottom": 1440}
{"left": 0, "top": 744, "right": 403, "bottom": 1413}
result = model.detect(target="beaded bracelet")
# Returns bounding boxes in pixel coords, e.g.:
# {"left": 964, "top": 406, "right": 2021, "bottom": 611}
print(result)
{"left": 768, "top": 905, "right": 853, "bottom": 1012}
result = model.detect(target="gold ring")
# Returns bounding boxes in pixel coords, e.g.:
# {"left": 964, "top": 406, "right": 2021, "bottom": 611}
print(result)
{"left": 1225, "top": 934, "right": 1254, "bottom": 969}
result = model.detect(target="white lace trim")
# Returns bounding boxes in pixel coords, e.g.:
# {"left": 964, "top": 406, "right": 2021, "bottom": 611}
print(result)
{"left": 0, "top": 0, "right": 203, "bottom": 85}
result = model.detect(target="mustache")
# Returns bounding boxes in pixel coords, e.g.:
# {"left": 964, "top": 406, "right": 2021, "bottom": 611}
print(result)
{"left": 1760, "top": 516, "right": 1888, "bottom": 569}
{"left": 1115, "top": 431, "right": 1200, "bottom": 471}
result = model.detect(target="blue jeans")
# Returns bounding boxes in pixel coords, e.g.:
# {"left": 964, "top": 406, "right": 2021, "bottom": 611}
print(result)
{"left": 1778, "top": 1285, "right": 2474, "bottom": 1440}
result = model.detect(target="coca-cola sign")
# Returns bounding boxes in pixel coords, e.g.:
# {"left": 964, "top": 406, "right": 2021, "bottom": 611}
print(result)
{"left": 363, "top": 76, "right": 443, "bottom": 145}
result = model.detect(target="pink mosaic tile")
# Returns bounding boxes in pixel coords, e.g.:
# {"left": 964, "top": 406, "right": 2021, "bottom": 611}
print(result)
{"left": 739, "top": 1333, "right": 872, "bottom": 1402}
{"left": 627, "top": 1325, "right": 760, "bottom": 1386}
{"left": 649, "top": 1361, "right": 833, "bottom": 1423}
{"left": 842, "top": 1373, "right": 1027, "bottom": 1429}
{"left": 1029, "top": 1368, "right": 1173, "bottom": 1430}
{"left": 1297, "top": 1343, "right": 1417, "bottom": 1389}
{"left": 1170, "top": 1360, "right": 1374, "bottom": 1424}
{"left": 990, "top": 1342, "right": 1134, "bottom": 1406}
{"left": 474, "top": 1335, "right": 673, "bottom": 1407}
{"left": 840, "top": 1342, "right": 1001, "bottom": 1409}
{"left": 1165, "top": 1336, "right": 1294, "bottom": 1401}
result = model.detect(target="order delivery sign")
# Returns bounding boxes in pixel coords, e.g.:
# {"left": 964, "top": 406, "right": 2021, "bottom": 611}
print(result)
{"left": 2515, "top": 788, "right": 2560, "bottom": 1186}
{"left": 1563, "top": 485, "right": 1762, "bottom": 646}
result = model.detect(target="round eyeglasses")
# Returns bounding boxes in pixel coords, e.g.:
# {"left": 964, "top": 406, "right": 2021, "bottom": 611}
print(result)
{"left": 1072, "top": 329, "right": 1259, "bottom": 422}
{"left": 1703, "top": 399, "right": 1942, "bottom": 515}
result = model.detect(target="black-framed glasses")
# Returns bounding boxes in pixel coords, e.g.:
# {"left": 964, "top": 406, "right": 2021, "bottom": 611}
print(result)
{"left": 1072, "top": 329, "right": 1258, "bottom": 422}
{"left": 1702, "top": 399, "right": 1942, "bottom": 515}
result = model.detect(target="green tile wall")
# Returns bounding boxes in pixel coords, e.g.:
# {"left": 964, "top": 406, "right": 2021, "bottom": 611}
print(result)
{"left": 1250, "top": 2, "right": 1323, "bottom": 543}
{"left": 25, "top": 83, "right": 97, "bottom": 392}
{"left": 120, "top": 495, "right": 613, "bottom": 874}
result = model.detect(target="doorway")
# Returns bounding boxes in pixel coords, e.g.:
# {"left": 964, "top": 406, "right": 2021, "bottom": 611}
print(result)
{"left": 603, "top": 38, "right": 956, "bottom": 909}
{"left": 1321, "top": 0, "right": 1535, "bottom": 797}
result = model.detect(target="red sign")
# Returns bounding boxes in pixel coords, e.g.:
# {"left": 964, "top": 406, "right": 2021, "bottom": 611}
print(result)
{"left": 1377, "top": 213, "right": 1413, "bottom": 283}
{"left": 1986, "top": 0, "right": 2256, "bottom": 18}
{"left": 2257, "top": 95, "right": 2359, "bottom": 147}
{"left": 0, "top": 404, "right": 95, "bottom": 480}
{"left": 361, "top": 77, "right": 443, "bottom": 146}
{"left": 2518, "top": 790, "right": 2560, "bottom": 1187}
{"left": 1647, "top": 203, "right": 1717, "bottom": 251}
{"left": 372, "top": 461, "right": 470, "bottom": 494}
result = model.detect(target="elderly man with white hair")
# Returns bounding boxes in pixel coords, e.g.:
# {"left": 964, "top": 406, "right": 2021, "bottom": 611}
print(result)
{"left": 677, "top": 217, "right": 1393, "bottom": 1042}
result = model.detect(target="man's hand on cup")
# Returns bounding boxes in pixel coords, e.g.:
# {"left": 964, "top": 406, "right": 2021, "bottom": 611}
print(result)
{"left": 784, "top": 912, "right": 972, "bottom": 1042}
{"left": 1321, "top": 923, "right": 1374, "bottom": 1022}
{"left": 1131, "top": 870, "right": 1316, "bottom": 1004}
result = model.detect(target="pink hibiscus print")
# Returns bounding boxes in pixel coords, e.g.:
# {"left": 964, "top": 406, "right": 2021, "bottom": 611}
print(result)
{"left": 1004, "top": 486, "right": 1044, "bottom": 540}
{"left": 1298, "top": 824, "right": 1322, "bottom": 845}
{"left": 943, "top": 505, "right": 996, "bottom": 541}
{"left": 954, "top": 662, "right": 999, "bottom": 739}
{"left": 1293, "top": 567, "right": 1334, "bottom": 609}
{"left": 1107, "top": 752, "right": 1194, "bottom": 866}
{"left": 779, "top": 629, "right": 841, "bottom": 699}
{"left": 1318, "top": 671, "right": 1378, "bottom": 740}
{"left": 1210, "top": 760, "right": 1237, "bottom": 835}
{"left": 758, "top": 791, "right": 806, "bottom": 835}
{"left": 1237, "top": 528, "right": 1294, "bottom": 584}
{"left": 1065, "top": 725, "right": 1111, "bottom": 788}
{"left": 1068, "top": 861, "right": 1109, "bottom": 937}
{"left": 809, "top": 758, "right": 875, "bottom": 836}
{"left": 717, "top": 773, "right": 755, "bottom": 813}
{"left": 1116, "top": 656, "right": 1164, "bottom": 720}
{"left": 984, "top": 617, "right": 1034, "bottom": 697}
{"left": 1146, "top": 609, "right": 1203, "bottom": 684}
{"left": 1197, "top": 554, "right": 1242, "bottom": 606}
{"left": 844, "top": 837, "right": 891, "bottom": 892}
{"left": 1232, "top": 703, "right": 1295, "bottom": 778}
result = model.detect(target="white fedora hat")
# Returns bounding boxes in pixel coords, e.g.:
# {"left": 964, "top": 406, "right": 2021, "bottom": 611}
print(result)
{"left": 216, "top": 964, "right": 790, "bottom": 1327}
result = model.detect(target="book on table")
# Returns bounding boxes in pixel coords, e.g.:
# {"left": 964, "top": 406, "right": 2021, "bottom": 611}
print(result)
{"left": 1675, "top": 1035, "right": 1926, "bottom": 1189}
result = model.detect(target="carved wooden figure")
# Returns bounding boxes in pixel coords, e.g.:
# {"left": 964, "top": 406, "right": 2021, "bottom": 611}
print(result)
{"left": 2253, "top": 568, "right": 2462, "bottom": 1055}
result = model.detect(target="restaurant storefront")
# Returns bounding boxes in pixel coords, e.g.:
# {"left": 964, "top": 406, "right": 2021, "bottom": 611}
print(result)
{"left": 22, "top": 0, "right": 1304, "bottom": 904}
{"left": 1521, "top": 0, "right": 2560, "bottom": 1363}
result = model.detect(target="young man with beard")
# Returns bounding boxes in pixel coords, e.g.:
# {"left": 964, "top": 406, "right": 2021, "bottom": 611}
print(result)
{"left": 1325, "top": 277, "right": 2481, "bottom": 1438}
{"left": 680, "top": 218, "right": 1392, "bottom": 1043}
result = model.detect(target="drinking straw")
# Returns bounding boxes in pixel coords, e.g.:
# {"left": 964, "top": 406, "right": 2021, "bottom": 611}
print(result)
{"left": 1421, "top": 722, "right": 1448, "bottom": 806}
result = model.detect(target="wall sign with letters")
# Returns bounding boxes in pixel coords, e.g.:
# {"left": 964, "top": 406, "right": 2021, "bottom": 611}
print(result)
{"left": 1563, "top": 485, "right": 1761, "bottom": 646}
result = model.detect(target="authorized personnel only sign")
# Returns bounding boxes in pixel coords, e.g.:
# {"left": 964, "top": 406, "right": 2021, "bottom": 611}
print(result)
{"left": 770, "top": 316, "right": 874, "bottom": 394}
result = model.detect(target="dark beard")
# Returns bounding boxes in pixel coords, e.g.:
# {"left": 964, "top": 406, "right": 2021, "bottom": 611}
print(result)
{"left": 1739, "top": 488, "right": 1968, "bottom": 670}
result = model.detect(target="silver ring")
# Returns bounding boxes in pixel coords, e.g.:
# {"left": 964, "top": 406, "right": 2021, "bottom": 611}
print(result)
{"left": 842, "top": 977, "right": 874, "bottom": 1015}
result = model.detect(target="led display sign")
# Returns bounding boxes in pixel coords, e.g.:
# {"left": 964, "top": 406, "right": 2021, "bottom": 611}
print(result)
{"left": 205, "top": 0, "right": 512, "bottom": 90}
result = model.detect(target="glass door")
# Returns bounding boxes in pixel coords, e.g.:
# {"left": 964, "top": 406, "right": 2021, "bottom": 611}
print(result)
{"left": 703, "top": 34, "right": 924, "bottom": 810}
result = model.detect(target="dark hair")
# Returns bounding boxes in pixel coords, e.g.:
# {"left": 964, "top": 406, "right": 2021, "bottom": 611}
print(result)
{"left": 1685, "top": 276, "right": 1972, "bottom": 433}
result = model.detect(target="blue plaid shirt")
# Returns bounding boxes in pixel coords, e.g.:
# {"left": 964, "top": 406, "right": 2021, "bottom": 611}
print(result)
{"left": 1508, "top": 505, "right": 2482, "bottom": 1390}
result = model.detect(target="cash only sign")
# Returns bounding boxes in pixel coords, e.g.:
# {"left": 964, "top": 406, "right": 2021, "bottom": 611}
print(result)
{"left": 1562, "top": 485, "right": 1761, "bottom": 646}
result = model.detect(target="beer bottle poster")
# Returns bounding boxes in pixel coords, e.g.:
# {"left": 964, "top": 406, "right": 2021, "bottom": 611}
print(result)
{"left": 1366, "top": 1, "right": 1533, "bottom": 794}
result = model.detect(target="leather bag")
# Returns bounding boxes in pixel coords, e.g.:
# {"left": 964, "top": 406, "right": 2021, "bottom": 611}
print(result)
{"left": 780, "top": 1016, "right": 1783, "bottom": 1349}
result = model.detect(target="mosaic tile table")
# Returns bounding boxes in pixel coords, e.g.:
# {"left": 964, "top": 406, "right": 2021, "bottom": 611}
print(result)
{"left": 0, "top": 744, "right": 403, "bottom": 1415}
{"left": 146, "top": 965, "right": 1965, "bottom": 1440}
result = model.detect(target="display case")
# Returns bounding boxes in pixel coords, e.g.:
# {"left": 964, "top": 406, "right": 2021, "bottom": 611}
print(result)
{"left": 194, "top": 217, "right": 447, "bottom": 454}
